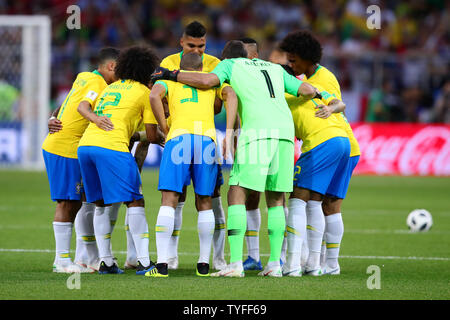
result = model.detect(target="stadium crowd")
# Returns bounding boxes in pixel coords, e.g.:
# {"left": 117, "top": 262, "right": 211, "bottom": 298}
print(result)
{"left": 0, "top": 0, "right": 449, "bottom": 123}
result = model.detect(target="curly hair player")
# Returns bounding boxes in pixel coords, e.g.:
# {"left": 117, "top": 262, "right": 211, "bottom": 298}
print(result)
{"left": 279, "top": 30, "right": 359, "bottom": 276}
{"left": 77, "top": 46, "right": 164, "bottom": 275}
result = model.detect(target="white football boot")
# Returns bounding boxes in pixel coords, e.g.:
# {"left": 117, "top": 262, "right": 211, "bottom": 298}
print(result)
{"left": 53, "top": 261, "right": 93, "bottom": 273}
{"left": 211, "top": 262, "right": 244, "bottom": 278}
{"left": 167, "top": 256, "right": 179, "bottom": 270}
{"left": 258, "top": 264, "right": 283, "bottom": 277}
{"left": 322, "top": 263, "right": 340, "bottom": 275}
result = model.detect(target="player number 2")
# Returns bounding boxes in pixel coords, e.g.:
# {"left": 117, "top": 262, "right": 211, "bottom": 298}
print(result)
{"left": 95, "top": 92, "right": 122, "bottom": 118}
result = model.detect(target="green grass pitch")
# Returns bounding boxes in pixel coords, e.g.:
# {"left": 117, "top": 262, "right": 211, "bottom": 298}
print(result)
{"left": 0, "top": 170, "right": 449, "bottom": 300}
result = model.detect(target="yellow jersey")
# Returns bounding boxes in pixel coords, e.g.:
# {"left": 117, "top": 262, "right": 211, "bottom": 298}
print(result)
{"left": 155, "top": 76, "right": 227, "bottom": 143}
{"left": 160, "top": 51, "right": 221, "bottom": 129}
{"left": 78, "top": 79, "right": 157, "bottom": 153}
{"left": 304, "top": 65, "right": 360, "bottom": 156}
{"left": 42, "top": 70, "right": 107, "bottom": 158}
{"left": 286, "top": 66, "right": 348, "bottom": 153}
{"left": 160, "top": 51, "right": 220, "bottom": 72}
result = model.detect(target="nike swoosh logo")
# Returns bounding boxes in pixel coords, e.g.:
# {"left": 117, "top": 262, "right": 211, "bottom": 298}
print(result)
{"left": 154, "top": 71, "right": 162, "bottom": 76}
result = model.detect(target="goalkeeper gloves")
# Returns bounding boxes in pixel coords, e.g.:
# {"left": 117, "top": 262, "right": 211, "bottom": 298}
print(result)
{"left": 313, "top": 90, "right": 322, "bottom": 100}
{"left": 151, "top": 67, "right": 180, "bottom": 83}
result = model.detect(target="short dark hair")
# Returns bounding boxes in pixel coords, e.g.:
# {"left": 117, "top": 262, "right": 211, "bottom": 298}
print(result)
{"left": 98, "top": 47, "right": 120, "bottom": 65}
{"left": 239, "top": 37, "right": 258, "bottom": 46}
{"left": 184, "top": 21, "right": 206, "bottom": 38}
{"left": 221, "top": 40, "right": 248, "bottom": 60}
{"left": 279, "top": 30, "right": 322, "bottom": 64}
{"left": 114, "top": 46, "right": 160, "bottom": 86}
{"left": 239, "top": 37, "right": 258, "bottom": 53}
{"left": 180, "top": 52, "right": 203, "bottom": 71}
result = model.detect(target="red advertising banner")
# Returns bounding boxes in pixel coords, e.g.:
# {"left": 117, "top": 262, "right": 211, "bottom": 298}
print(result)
{"left": 351, "top": 123, "right": 450, "bottom": 176}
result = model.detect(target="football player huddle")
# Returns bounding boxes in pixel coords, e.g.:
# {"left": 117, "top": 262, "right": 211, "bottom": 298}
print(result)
{"left": 42, "top": 21, "right": 359, "bottom": 278}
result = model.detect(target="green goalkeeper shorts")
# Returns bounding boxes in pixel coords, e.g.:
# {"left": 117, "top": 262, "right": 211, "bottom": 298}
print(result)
{"left": 229, "top": 138, "right": 294, "bottom": 193}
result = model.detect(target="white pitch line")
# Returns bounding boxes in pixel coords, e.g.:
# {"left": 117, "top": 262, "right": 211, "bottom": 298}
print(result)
{"left": 0, "top": 248, "right": 449, "bottom": 261}
{"left": 2, "top": 225, "right": 449, "bottom": 235}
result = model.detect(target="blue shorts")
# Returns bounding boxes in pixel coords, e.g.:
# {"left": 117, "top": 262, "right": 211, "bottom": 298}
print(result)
{"left": 326, "top": 155, "right": 360, "bottom": 199}
{"left": 293, "top": 136, "right": 351, "bottom": 197}
{"left": 43, "top": 149, "right": 83, "bottom": 201}
{"left": 77, "top": 146, "right": 143, "bottom": 204}
{"left": 184, "top": 163, "right": 223, "bottom": 188}
{"left": 159, "top": 134, "right": 218, "bottom": 196}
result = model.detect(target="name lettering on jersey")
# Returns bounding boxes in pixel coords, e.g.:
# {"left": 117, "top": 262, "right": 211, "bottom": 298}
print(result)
{"left": 109, "top": 83, "right": 133, "bottom": 90}
{"left": 244, "top": 60, "right": 271, "bottom": 67}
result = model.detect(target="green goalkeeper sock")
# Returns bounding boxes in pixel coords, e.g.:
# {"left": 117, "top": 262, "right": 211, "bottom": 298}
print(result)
{"left": 227, "top": 205, "right": 246, "bottom": 263}
{"left": 268, "top": 206, "right": 286, "bottom": 263}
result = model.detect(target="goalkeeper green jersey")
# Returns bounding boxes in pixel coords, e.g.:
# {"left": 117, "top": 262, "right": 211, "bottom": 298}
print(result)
{"left": 211, "top": 58, "right": 302, "bottom": 146}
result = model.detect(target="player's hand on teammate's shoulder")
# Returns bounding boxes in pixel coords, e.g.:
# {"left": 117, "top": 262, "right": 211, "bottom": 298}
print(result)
{"left": 298, "top": 82, "right": 319, "bottom": 100}
{"left": 48, "top": 116, "right": 62, "bottom": 134}
{"left": 150, "top": 66, "right": 180, "bottom": 83}
{"left": 315, "top": 104, "right": 332, "bottom": 119}
{"left": 93, "top": 115, "right": 114, "bottom": 131}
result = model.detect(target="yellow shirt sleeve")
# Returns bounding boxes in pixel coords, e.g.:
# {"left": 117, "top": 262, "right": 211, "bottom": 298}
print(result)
{"left": 312, "top": 84, "right": 338, "bottom": 105}
{"left": 215, "top": 83, "right": 230, "bottom": 100}
{"left": 80, "top": 78, "right": 106, "bottom": 107}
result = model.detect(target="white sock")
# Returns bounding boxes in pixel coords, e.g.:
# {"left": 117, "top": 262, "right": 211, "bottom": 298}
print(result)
{"left": 267, "top": 260, "right": 280, "bottom": 268}
{"left": 155, "top": 206, "right": 175, "bottom": 264}
{"left": 245, "top": 208, "right": 261, "bottom": 261}
{"left": 320, "top": 234, "right": 327, "bottom": 267}
{"left": 306, "top": 200, "right": 325, "bottom": 270}
{"left": 198, "top": 209, "right": 215, "bottom": 263}
{"left": 74, "top": 202, "right": 98, "bottom": 265}
{"left": 168, "top": 202, "right": 184, "bottom": 259}
{"left": 74, "top": 205, "right": 88, "bottom": 264}
{"left": 285, "top": 198, "right": 306, "bottom": 271}
{"left": 53, "top": 221, "right": 73, "bottom": 265}
{"left": 212, "top": 197, "right": 226, "bottom": 261}
{"left": 301, "top": 237, "right": 309, "bottom": 268}
{"left": 125, "top": 208, "right": 137, "bottom": 264}
{"left": 325, "top": 213, "right": 344, "bottom": 269}
{"left": 128, "top": 206, "right": 150, "bottom": 267}
{"left": 280, "top": 206, "right": 289, "bottom": 263}
{"left": 94, "top": 206, "right": 114, "bottom": 266}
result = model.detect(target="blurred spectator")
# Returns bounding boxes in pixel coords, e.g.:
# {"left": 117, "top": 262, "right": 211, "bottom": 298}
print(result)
{"left": 366, "top": 80, "right": 399, "bottom": 122}
{"left": 430, "top": 78, "right": 450, "bottom": 123}
{"left": 0, "top": 0, "right": 448, "bottom": 122}
{"left": 0, "top": 80, "right": 19, "bottom": 121}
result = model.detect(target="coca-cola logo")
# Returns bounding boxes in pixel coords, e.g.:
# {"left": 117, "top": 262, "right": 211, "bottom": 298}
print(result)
{"left": 352, "top": 124, "right": 450, "bottom": 176}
